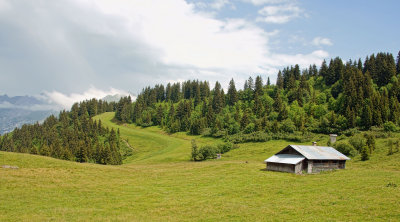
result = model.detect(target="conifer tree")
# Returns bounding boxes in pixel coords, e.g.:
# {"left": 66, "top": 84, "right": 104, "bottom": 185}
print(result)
{"left": 397, "top": 50, "right": 400, "bottom": 74}
{"left": 227, "top": 78, "right": 238, "bottom": 106}
{"left": 247, "top": 77, "right": 254, "bottom": 91}
{"left": 294, "top": 64, "right": 300, "bottom": 80}
{"left": 361, "top": 101, "right": 373, "bottom": 130}
{"left": 361, "top": 145, "right": 369, "bottom": 161}
{"left": 243, "top": 80, "right": 249, "bottom": 90}
{"left": 240, "top": 110, "right": 249, "bottom": 130}
{"left": 255, "top": 76, "right": 263, "bottom": 96}
{"left": 212, "top": 81, "right": 223, "bottom": 113}
{"left": 276, "top": 71, "right": 284, "bottom": 89}
{"left": 319, "top": 60, "right": 329, "bottom": 78}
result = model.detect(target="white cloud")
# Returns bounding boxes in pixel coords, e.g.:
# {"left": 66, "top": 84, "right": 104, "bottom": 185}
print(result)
{"left": 257, "top": 4, "right": 302, "bottom": 24}
{"left": 44, "top": 86, "right": 132, "bottom": 109}
{"left": 193, "top": 0, "right": 233, "bottom": 10}
{"left": 0, "top": 0, "right": 328, "bottom": 96}
{"left": 312, "top": 37, "right": 333, "bottom": 46}
{"left": 210, "top": 0, "right": 230, "bottom": 9}
{"left": 242, "top": 0, "right": 292, "bottom": 5}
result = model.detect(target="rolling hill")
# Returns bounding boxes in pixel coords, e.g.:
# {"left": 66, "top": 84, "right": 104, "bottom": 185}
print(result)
{"left": 1, "top": 112, "right": 400, "bottom": 221}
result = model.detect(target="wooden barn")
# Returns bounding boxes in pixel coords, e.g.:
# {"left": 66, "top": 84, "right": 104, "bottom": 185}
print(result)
{"left": 264, "top": 144, "right": 350, "bottom": 174}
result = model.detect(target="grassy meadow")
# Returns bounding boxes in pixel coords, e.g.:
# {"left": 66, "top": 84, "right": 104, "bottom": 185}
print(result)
{"left": 1, "top": 112, "right": 400, "bottom": 221}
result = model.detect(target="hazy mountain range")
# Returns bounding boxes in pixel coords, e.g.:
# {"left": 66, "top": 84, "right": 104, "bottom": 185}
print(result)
{"left": 0, "top": 94, "right": 126, "bottom": 134}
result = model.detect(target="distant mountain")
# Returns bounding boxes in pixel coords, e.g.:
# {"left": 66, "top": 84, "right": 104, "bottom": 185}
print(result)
{"left": 0, "top": 93, "right": 134, "bottom": 134}
{"left": 0, "top": 94, "right": 43, "bottom": 106}
{"left": 0, "top": 95, "right": 58, "bottom": 134}
{"left": 0, "top": 109, "right": 56, "bottom": 134}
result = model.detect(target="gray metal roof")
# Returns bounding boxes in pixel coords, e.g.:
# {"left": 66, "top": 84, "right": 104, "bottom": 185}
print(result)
{"left": 264, "top": 154, "right": 305, "bottom": 164}
{"left": 287, "top": 145, "right": 350, "bottom": 160}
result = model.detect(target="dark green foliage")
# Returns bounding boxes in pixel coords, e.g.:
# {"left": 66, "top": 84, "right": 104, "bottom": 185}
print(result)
{"left": 255, "top": 76, "right": 263, "bottom": 96}
{"left": 0, "top": 99, "right": 122, "bottom": 165}
{"left": 383, "top": 121, "right": 398, "bottom": 132}
{"left": 349, "top": 135, "right": 366, "bottom": 152}
{"left": 227, "top": 78, "right": 238, "bottom": 106}
{"left": 396, "top": 50, "right": 400, "bottom": 74}
{"left": 334, "top": 142, "right": 357, "bottom": 157}
{"left": 365, "top": 134, "right": 376, "bottom": 154}
{"left": 226, "top": 131, "right": 313, "bottom": 144}
{"left": 387, "top": 139, "right": 394, "bottom": 155}
{"left": 191, "top": 139, "right": 200, "bottom": 161}
{"left": 212, "top": 81, "right": 224, "bottom": 114}
{"left": 361, "top": 146, "right": 370, "bottom": 161}
{"left": 107, "top": 51, "right": 400, "bottom": 146}
{"left": 191, "top": 142, "right": 236, "bottom": 161}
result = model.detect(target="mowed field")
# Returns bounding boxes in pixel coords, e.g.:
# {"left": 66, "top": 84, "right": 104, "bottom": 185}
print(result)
{"left": 1, "top": 112, "right": 400, "bottom": 221}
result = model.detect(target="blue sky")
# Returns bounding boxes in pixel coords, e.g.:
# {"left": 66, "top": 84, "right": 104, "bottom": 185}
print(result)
{"left": 0, "top": 0, "right": 398, "bottom": 108}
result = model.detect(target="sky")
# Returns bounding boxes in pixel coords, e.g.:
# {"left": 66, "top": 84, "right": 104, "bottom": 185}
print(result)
{"left": 0, "top": 0, "right": 398, "bottom": 108}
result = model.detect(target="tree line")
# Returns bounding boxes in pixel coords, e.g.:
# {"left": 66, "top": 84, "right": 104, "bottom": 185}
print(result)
{"left": 0, "top": 99, "right": 123, "bottom": 165}
{"left": 114, "top": 51, "right": 400, "bottom": 140}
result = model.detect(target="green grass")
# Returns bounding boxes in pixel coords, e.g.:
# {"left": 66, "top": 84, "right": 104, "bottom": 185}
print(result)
{"left": 94, "top": 112, "right": 219, "bottom": 164}
{"left": 1, "top": 112, "right": 400, "bottom": 221}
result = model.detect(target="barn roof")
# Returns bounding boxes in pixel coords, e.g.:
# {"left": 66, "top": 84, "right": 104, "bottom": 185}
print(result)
{"left": 264, "top": 154, "right": 305, "bottom": 165}
{"left": 285, "top": 145, "right": 350, "bottom": 160}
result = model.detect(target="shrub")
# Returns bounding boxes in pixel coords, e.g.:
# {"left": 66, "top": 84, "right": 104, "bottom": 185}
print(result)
{"left": 361, "top": 146, "right": 369, "bottom": 161}
{"left": 280, "top": 119, "right": 295, "bottom": 133}
{"left": 213, "top": 129, "right": 227, "bottom": 138}
{"left": 349, "top": 135, "right": 366, "bottom": 152}
{"left": 192, "top": 142, "right": 237, "bottom": 161}
{"left": 217, "top": 142, "right": 233, "bottom": 153}
{"left": 244, "top": 123, "right": 255, "bottom": 134}
{"left": 226, "top": 131, "right": 313, "bottom": 144}
{"left": 198, "top": 145, "right": 217, "bottom": 160}
{"left": 342, "top": 128, "right": 360, "bottom": 137}
{"left": 334, "top": 142, "right": 357, "bottom": 157}
{"left": 383, "top": 121, "right": 398, "bottom": 132}
{"left": 201, "top": 128, "right": 212, "bottom": 137}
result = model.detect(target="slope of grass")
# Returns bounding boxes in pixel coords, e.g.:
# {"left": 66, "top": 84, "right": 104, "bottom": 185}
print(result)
{"left": 1, "top": 112, "right": 400, "bottom": 221}
{"left": 94, "top": 112, "right": 219, "bottom": 164}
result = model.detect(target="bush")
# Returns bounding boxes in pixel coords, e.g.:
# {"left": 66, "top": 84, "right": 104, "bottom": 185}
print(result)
{"left": 361, "top": 146, "right": 369, "bottom": 161}
{"left": 342, "top": 128, "right": 360, "bottom": 137}
{"left": 226, "top": 131, "right": 314, "bottom": 144}
{"left": 280, "top": 119, "right": 295, "bottom": 133}
{"left": 213, "top": 129, "right": 227, "bottom": 138}
{"left": 201, "top": 128, "right": 212, "bottom": 137}
{"left": 384, "top": 121, "right": 398, "bottom": 132}
{"left": 217, "top": 142, "right": 233, "bottom": 153}
{"left": 349, "top": 135, "right": 366, "bottom": 152}
{"left": 334, "top": 142, "right": 357, "bottom": 157}
{"left": 192, "top": 142, "right": 237, "bottom": 161}
{"left": 244, "top": 123, "right": 255, "bottom": 134}
{"left": 198, "top": 145, "right": 217, "bottom": 160}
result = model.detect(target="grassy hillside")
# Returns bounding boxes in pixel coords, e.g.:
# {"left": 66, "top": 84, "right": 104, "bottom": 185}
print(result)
{"left": 94, "top": 112, "right": 220, "bottom": 163}
{"left": 1, "top": 112, "right": 400, "bottom": 221}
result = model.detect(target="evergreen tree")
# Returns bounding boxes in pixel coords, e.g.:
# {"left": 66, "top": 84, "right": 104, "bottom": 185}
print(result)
{"left": 212, "top": 81, "right": 224, "bottom": 113}
{"left": 361, "top": 145, "right": 369, "bottom": 161}
{"left": 276, "top": 71, "right": 284, "bottom": 89}
{"left": 255, "top": 76, "right": 263, "bottom": 96}
{"left": 240, "top": 110, "right": 249, "bottom": 130}
{"left": 191, "top": 139, "right": 200, "bottom": 161}
{"left": 319, "top": 60, "right": 329, "bottom": 78}
{"left": 361, "top": 101, "right": 373, "bottom": 130}
{"left": 397, "top": 50, "right": 400, "bottom": 74}
{"left": 227, "top": 78, "right": 238, "bottom": 106}
{"left": 247, "top": 77, "right": 254, "bottom": 91}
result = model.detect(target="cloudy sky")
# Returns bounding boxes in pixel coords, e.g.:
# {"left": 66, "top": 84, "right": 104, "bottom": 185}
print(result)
{"left": 0, "top": 0, "right": 398, "bottom": 107}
